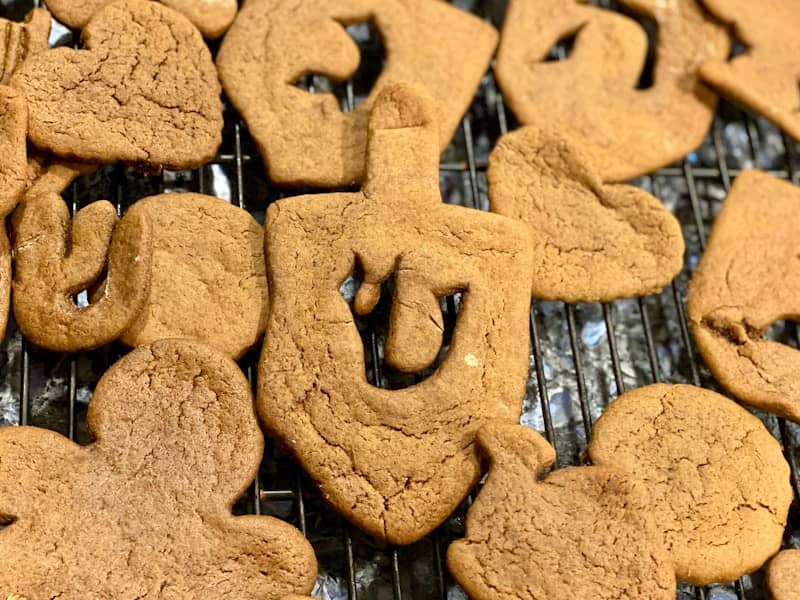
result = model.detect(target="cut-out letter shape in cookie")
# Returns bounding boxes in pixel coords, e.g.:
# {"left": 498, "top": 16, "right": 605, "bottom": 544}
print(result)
{"left": 11, "top": 190, "right": 153, "bottom": 352}
{"left": 767, "top": 550, "right": 800, "bottom": 600}
{"left": 11, "top": 0, "right": 223, "bottom": 171}
{"left": 489, "top": 127, "right": 684, "bottom": 302}
{"left": 688, "top": 171, "right": 800, "bottom": 423}
{"left": 0, "top": 340, "right": 318, "bottom": 599}
{"left": 217, "top": 0, "right": 497, "bottom": 187}
{"left": 447, "top": 423, "right": 676, "bottom": 600}
{"left": 589, "top": 383, "right": 792, "bottom": 585}
{"left": 699, "top": 0, "right": 800, "bottom": 141}
{"left": 259, "top": 82, "right": 533, "bottom": 544}
{"left": 45, "top": 0, "right": 237, "bottom": 39}
{"left": 495, "top": 0, "right": 730, "bottom": 182}
{"left": 114, "top": 193, "right": 269, "bottom": 359}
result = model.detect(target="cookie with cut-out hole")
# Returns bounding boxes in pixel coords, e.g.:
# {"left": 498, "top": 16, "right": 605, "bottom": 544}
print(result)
{"left": 495, "top": 0, "right": 729, "bottom": 182}
{"left": 447, "top": 423, "right": 676, "bottom": 600}
{"left": 0, "top": 339, "right": 318, "bottom": 599}
{"left": 45, "top": 0, "right": 236, "bottom": 39}
{"left": 11, "top": 0, "right": 223, "bottom": 171}
{"left": 489, "top": 127, "right": 684, "bottom": 302}
{"left": 588, "top": 383, "right": 792, "bottom": 585}
{"left": 768, "top": 550, "right": 800, "bottom": 600}
{"left": 217, "top": 0, "right": 497, "bottom": 187}
{"left": 112, "top": 193, "right": 268, "bottom": 359}
{"left": 699, "top": 0, "right": 800, "bottom": 141}
{"left": 260, "top": 82, "right": 532, "bottom": 544}
{"left": 11, "top": 189, "right": 153, "bottom": 352}
{"left": 688, "top": 171, "right": 800, "bottom": 423}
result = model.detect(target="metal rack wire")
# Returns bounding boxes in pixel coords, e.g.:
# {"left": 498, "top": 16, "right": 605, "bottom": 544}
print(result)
{"left": 5, "top": 0, "right": 799, "bottom": 599}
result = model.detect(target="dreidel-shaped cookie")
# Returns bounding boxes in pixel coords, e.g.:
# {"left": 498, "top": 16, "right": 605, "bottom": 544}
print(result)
{"left": 260, "top": 82, "right": 534, "bottom": 544}
{"left": 0, "top": 340, "right": 317, "bottom": 598}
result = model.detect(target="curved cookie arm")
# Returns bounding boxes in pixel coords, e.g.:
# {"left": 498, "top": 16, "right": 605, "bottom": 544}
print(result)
{"left": 0, "top": 86, "right": 28, "bottom": 217}
{"left": 11, "top": 192, "right": 153, "bottom": 352}
{"left": 0, "top": 9, "right": 51, "bottom": 85}
{"left": 476, "top": 422, "right": 556, "bottom": 481}
{"left": 161, "top": 0, "right": 237, "bottom": 39}
{"left": 767, "top": 550, "right": 800, "bottom": 600}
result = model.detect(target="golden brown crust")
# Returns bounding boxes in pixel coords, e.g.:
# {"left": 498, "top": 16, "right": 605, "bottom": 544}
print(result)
{"left": 488, "top": 127, "right": 684, "bottom": 302}
{"left": 588, "top": 383, "right": 792, "bottom": 585}
{"left": 767, "top": 550, "right": 800, "bottom": 600}
{"left": 687, "top": 170, "right": 800, "bottom": 423}
{"left": 0, "top": 340, "right": 317, "bottom": 598}
{"left": 258, "top": 82, "right": 533, "bottom": 544}
{"left": 495, "top": 0, "right": 729, "bottom": 181}
{"left": 217, "top": 0, "right": 497, "bottom": 187}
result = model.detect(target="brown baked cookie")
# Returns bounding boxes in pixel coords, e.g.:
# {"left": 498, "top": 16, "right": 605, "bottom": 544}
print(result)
{"left": 0, "top": 9, "right": 50, "bottom": 86}
{"left": 495, "top": 0, "right": 729, "bottom": 182}
{"left": 489, "top": 127, "right": 684, "bottom": 302}
{"left": 687, "top": 171, "right": 800, "bottom": 423}
{"left": 259, "top": 82, "right": 533, "bottom": 544}
{"left": 767, "top": 550, "right": 800, "bottom": 600}
{"left": 0, "top": 339, "right": 318, "bottom": 598}
{"left": 11, "top": 0, "right": 223, "bottom": 171}
{"left": 115, "top": 193, "right": 268, "bottom": 360}
{"left": 11, "top": 190, "right": 153, "bottom": 352}
{"left": 699, "top": 1, "right": 800, "bottom": 141}
{"left": 217, "top": 0, "right": 497, "bottom": 187}
{"left": 447, "top": 423, "right": 676, "bottom": 600}
{"left": 45, "top": 0, "right": 237, "bottom": 39}
{"left": 588, "top": 383, "right": 792, "bottom": 585}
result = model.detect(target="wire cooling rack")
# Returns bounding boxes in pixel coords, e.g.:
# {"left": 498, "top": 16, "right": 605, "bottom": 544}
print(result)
{"left": 1, "top": 0, "right": 798, "bottom": 598}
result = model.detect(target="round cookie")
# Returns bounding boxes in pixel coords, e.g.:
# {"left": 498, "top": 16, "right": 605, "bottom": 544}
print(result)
{"left": 0, "top": 339, "right": 317, "bottom": 598}
{"left": 447, "top": 423, "right": 676, "bottom": 600}
{"left": 117, "top": 193, "right": 268, "bottom": 360}
{"left": 588, "top": 383, "right": 792, "bottom": 585}
{"left": 767, "top": 550, "right": 800, "bottom": 600}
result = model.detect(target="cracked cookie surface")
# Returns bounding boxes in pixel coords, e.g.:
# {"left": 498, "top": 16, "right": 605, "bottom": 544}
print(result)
{"left": 11, "top": 0, "right": 223, "bottom": 171}
{"left": 699, "top": 0, "right": 800, "bottom": 142}
{"left": 767, "top": 550, "right": 800, "bottom": 600}
{"left": 115, "top": 193, "right": 268, "bottom": 360}
{"left": 0, "top": 339, "right": 317, "bottom": 599}
{"left": 259, "top": 82, "right": 532, "bottom": 544}
{"left": 495, "top": 0, "right": 729, "bottom": 182}
{"left": 687, "top": 170, "right": 800, "bottom": 423}
{"left": 447, "top": 423, "right": 676, "bottom": 600}
{"left": 488, "top": 127, "right": 684, "bottom": 302}
{"left": 217, "top": 0, "right": 497, "bottom": 187}
{"left": 588, "top": 383, "right": 791, "bottom": 585}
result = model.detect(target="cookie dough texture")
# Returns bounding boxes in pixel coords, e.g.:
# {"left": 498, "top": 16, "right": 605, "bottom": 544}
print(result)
{"left": 12, "top": 0, "right": 223, "bottom": 171}
{"left": 496, "top": 0, "right": 729, "bottom": 181}
{"left": 45, "top": 0, "right": 237, "bottom": 38}
{"left": 117, "top": 193, "right": 268, "bottom": 359}
{"left": 217, "top": 0, "right": 497, "bottom": 187}
{"left": 699, "top": 0, "right": 800, "bottom": 141}
{"left": 688, "top": 171, "right": 800, "bottom": 423}
{"left": 260, "top": 83, "right": 532, "bottom": 544}
{"left": 768, "top": 550, "right": 800, "bottom": 600}
{"left": 447, "top": 423, "right": 676, "bottom": 600}
{"left": 0, "top": 340, "right": 317, "bottom": 599}
{"left": 588, "top": 383, "right": 792, "bottom": 585}
{"left": 12, "top": 191, "right": 153, "bottom": 352}
{"left": 489, "top": 127, "right": 684, "bottom": 302}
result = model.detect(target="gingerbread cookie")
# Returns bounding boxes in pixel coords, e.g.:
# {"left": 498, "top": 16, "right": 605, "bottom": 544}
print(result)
{"left": 11, "top": 190, "right": 153, "bottom": 352}
{"left": 0, "top": 339, "right": 317, "bottom": 598}
{"left": 699, "top": 1, "right": 800, "bottom": 141}
{"left": 687, "top": 171, "right": 800, "bottom": 423}
{"left": 217, "top": 0, "right": 497, "bottom": 187}
{"left": 259, "top": 82, "right": 532, "bottom": 543}
{"left": 447, "top": 423, "right": 676, "bottom": 600}
{"left": 0, "top": 9, "right": 50, "bottom": 86}
{"left": 767, "top": 550, "right": 800, "bottom": 600}
{"left": 115, "top": 193, "right": 268, "bottom": 359}
{"left": 488, "top": 127, "right": 684, "bottom": 302}
{"left": 588, "top": 383, "right": 792, "bottom": 585}
{"left": 12, "top": 0, "right": 223, "bottom": 171}
{"left": 46, "top": 0, "right": 237, "bottom": 39}
{"left": 495, "top": 0, "right": 729, "bottom": 182}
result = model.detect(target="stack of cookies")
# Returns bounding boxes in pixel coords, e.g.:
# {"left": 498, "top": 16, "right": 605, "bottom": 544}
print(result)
{"left": 0, "top": 0, "right": 799, "bottom": 599}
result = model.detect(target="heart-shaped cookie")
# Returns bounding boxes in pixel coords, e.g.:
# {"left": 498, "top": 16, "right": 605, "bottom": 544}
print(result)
{"left": 11, "top": 0, "right": 223, "bottom": 171}
{"left": 488, "top": 127, "right": 685, "bottom": 302}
